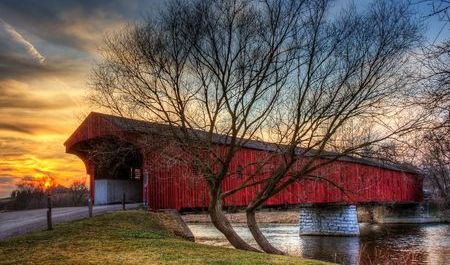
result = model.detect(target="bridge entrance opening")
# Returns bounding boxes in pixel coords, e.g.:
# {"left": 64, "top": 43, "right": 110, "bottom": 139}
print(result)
{"left": 70, "top": 136, "right": 143, "bottom": 205}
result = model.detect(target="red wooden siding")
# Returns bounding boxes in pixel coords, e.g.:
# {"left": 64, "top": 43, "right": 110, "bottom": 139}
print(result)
{"left": 65, "top": 112, "right": 423, "bottom": 211}
{"left": 143, "top": 146, "right": 421, "bottom": 210}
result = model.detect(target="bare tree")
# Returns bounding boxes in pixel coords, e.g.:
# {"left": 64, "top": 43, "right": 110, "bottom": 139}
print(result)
{"left": 90, "top": 0, "right": 423, "bottom": 254}
{"left": 410, "top": 0, "right": 450, "bottom": 207}
{"left": 69, "top": 180, "right": 89, "bottom": 205}
{"left": 425, "top": 0, "right": 450, "bottom": 22}
{"left": 422, "top": 127, "right": 450, "bottom": 206}
{"left": 91, "top": 0, "right": 304, "bottom": 251}
{"left": 415, "top": 0, "right": 450, "bottom": 125}
{"left": 417, "top": 40, "right": 450, "bottom": 126}
{"left": 241, "top": 0, "right": 423, "bottom": 254}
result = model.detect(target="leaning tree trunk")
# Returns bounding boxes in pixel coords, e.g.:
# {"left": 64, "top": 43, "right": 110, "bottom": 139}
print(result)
{"left": 209, "top": 191, "right": 260, "bottom": 252}
{"left": 246, "top": 206, "right": 285, "bottom": 255}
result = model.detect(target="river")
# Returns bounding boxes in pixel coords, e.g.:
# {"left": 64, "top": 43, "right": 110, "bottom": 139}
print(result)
{"left": 187, "top": 223, "right": 450, "bottom": 265}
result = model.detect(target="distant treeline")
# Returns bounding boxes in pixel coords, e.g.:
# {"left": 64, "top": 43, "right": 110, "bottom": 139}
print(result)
{"left": 1, "top": 179, "right": 89, "bottom": 211}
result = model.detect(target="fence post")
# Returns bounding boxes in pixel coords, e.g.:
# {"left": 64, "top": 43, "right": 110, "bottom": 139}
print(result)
{"left": 88, "top": 198, "right": 93, "bottom": 217}
{"left": 47, "top": 193, "right": 52, "bottom": 230}
{"left": 122, "top": 192, "right": 126, "bottom": 210}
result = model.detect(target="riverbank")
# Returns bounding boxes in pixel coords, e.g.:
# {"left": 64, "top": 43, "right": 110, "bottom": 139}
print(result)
{"left": 183, "top": 210, "right": 299, "bottom": 224}
{"left": 0, "top": 210, "right": 328, "bottom": 265}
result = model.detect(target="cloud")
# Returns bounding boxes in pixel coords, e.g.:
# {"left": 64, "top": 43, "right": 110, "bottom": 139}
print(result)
{"left": 0, "top": 1, "right": 163, "bottom": 82}
{"left": 0, "top": 81, "right": 74, "bottom": 110}
{"left": 0, "top": 19, "right": 54, "bottom": 81}
{"left": 0, "top": 0, "right": 163, "bottom": 52}
{"left": 0, "top": 120, "right": 67, "bottom": 135}
{"left": 0, "top": 1, "right": 162, "bottom": 82}
{"left": 0, "top": 175, "right": 19, "bottom": 197}
{"left": 0, "top": 137, "right": 34, "bottom": 158}
{"left": 0, "top": 137, "right": 58, "bottom": 160}
{"left": 0, "top": 175, "right": 16, "bottom": 184}
{"left": 0, "top": 24, "right": 84, "bottom": 82}
{"left": 0, "top": 53, "right": 87, "bottom": 81}
{"left": 0, "top": 123, "right": 34, "bottom": 134}
{"left": 0, "top": 55, "right": 46, "bottom": 80}
{"left": 0, "top": 0, "right": 158, "bottom": 80}
{"left": 0, "top": 19, "right": 45, "bottom": 64}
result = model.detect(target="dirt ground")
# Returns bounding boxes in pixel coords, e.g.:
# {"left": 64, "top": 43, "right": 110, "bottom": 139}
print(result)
{"left": 182, "top": 210, "right": 299, "bottom": 224}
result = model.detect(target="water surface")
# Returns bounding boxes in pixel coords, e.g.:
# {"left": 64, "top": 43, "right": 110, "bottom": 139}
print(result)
{"left": 188, "top": 223, "right": 450, "bottom": 265}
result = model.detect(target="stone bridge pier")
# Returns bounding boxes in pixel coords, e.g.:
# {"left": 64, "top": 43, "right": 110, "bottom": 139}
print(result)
{"left": 299, "top": 205, "right": 359, "bottom": 236}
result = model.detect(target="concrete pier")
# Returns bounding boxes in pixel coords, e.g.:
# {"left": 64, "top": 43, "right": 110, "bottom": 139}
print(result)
{"left": 299, "top": 205, "right": 359, "bottom": 236}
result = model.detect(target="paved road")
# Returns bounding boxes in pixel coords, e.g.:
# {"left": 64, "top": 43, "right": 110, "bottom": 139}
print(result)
{"left": 0, "top": 203, "right": 142, "bottom": 240}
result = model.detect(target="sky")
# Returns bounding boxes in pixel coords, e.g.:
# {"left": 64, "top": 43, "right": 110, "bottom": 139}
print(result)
{"left": 0, "top": 0, "right": 448, "bottom": 198}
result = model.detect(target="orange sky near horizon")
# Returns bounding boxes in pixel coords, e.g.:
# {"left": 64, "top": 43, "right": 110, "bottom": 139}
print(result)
{"left": 0, "top": 70, "right": 90, "bottom": 197}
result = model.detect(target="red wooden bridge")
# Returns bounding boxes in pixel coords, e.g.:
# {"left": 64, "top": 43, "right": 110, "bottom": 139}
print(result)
{"left": 65, "top": 112, "right": 422, "bottom": 211}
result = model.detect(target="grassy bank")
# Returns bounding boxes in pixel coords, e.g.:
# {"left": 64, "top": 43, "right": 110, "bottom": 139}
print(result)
{"left": 0, "top": 210, "right": 328, "bottom": 265}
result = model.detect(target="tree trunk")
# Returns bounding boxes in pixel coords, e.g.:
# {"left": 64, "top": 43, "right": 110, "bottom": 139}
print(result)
{"left": 246, "top": 208, "right": 285, "bottom": 255}
{"left": 209, "top": 195, "right": 260, "bottom": 252}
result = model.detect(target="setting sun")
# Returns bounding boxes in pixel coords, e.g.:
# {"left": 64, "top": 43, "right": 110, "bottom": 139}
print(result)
{"left": 43, "top": 179, "right": 51, "bottom": 190}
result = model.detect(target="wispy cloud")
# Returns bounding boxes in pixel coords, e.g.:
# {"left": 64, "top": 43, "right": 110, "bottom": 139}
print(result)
{"left": 0, "top": 80, "right": 74, "bottom": 110}
{"left": 0, "top": 0, "right": 163, "bottom": 53}
{"left": 0, "top": 19, "right": 45, "bottom": 64}
{"left": 0, "top": 123, "right": 34, "bottom": 134}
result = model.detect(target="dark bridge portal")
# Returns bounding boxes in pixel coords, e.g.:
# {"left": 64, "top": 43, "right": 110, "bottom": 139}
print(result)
{"left": 67, "top": 136, "right": 143, "bottom": 204}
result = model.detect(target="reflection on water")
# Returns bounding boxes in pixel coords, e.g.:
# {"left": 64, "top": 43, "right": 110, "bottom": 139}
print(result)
{"left": 188, "top": 223, "right": 450, "bottom": 265}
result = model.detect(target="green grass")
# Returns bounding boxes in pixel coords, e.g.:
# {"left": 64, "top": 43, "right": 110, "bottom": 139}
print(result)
{"left": 0, "top": 210, "right": 329, "bottom": 265}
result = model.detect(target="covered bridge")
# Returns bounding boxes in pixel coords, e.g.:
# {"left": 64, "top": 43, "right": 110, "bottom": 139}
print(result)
{"left": 65, "top": 112, "right": 423, "bottom": 235}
